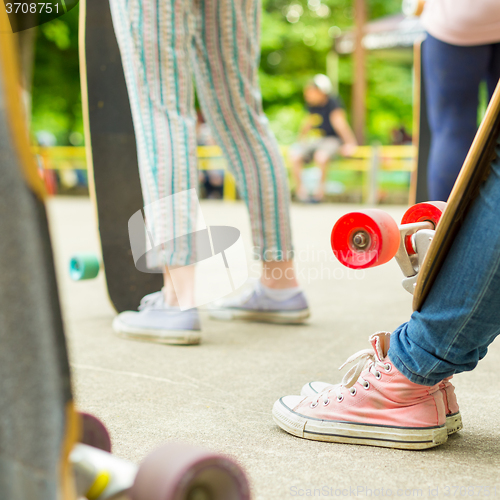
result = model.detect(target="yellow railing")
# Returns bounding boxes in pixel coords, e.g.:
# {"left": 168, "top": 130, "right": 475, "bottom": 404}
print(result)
{"left": 34, "top": 144, "right": 416, "bottom": 201}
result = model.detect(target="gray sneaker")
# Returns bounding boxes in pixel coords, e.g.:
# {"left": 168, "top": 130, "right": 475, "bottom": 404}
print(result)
{"left": 112, "top": 291, "right": 201, "bottom": 345}
{"left": 209, "top": 282, "right": 310, "bottom": 324}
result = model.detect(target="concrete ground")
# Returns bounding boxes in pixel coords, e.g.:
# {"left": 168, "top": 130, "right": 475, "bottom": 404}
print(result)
{"left": 48, "top": 197, "right": 500, "bottom": 499}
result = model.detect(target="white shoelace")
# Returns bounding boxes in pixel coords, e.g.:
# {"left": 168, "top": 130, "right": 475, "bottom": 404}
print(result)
{"left": 310, "top": 346, "right": 392, "bottom": 407}
{"left": 138, "top": 290, "right": 165, "bottom": 311}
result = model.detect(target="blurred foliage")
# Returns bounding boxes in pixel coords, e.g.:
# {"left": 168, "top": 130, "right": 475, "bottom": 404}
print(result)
{"left": 31, "top": 5, "right": 82, "bottom": 145}
{"left": 30, "top": 0, "right": 412, "bottom": 146}
{"left": 261, "top": 0, "right": 412, "bottom": 144}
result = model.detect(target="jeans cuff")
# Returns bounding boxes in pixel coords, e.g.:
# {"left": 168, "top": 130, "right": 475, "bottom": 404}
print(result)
{"left": 388, "top": 348, "right": 443, "bottom": 387}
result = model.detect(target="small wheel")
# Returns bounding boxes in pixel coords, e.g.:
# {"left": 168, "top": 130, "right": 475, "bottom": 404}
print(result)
{"left": 331, "top": 209, "right": 400, "bottom": 269}
{"left": 401, "top": 202, "right": 447, "bottom": 255}
{"left": 79, "top": 412, "right": 112, "bottom": 453}
{"left": 401, "top": 201, "right": 447, "bottom": 227}
{"left": 69, "top": 253, "right": 100, "bottom": 281}
{"left": 130, "top": 443, "right": 251, "bottom": 500}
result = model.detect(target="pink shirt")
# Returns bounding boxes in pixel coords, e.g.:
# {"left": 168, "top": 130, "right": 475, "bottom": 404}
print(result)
{"left": 421, "top": 0, "right": 500, "bottom": 46}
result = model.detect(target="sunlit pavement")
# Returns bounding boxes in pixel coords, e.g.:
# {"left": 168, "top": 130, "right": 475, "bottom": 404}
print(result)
{"left": 48, "top": 197, "right": 500, "bottom": 500}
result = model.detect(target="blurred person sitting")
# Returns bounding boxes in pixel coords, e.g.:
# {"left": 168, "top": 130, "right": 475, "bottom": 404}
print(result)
{"left": 289, "top": 75, "right": 357, "bottom": 202}
{"left": 391, "top": 125, "right": 412, "bottom": 146}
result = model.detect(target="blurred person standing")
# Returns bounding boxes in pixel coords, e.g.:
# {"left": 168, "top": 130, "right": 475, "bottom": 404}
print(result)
{"left": 108, "top": 0, "right": 310, "bottom": 345}
{"left": 289, "top": 75, "right": 357, "bottom": 203}
{"left": 421, "top": 0, "right": 500, "bottom": 199}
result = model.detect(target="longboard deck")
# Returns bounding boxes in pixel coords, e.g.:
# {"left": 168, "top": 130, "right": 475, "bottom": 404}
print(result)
{"left": 80, "top": 0, "right": 163, "bottom": 313}
{"left": 409, "top": 37, "right": 431, "bottom": 205}
{"left": 0, "top": 11, "right": 78, "bottom": 499}
{"left": 413, "top": 80, "right": 500, "bottom": 311}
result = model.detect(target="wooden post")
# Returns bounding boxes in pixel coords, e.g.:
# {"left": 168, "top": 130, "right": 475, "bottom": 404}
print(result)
{"left": 352, "top": 0, "right": 367, "bottom": 145}
{"left": 326, "top": 50, "right": 339, "bottom": 96}
{"left": 366, "top": 142, "right": 380, "bottom": 205}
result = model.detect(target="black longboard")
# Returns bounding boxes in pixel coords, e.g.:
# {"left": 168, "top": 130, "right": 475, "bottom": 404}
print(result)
{"left": 79, "top": 0, "right": 162, "bottom": 313}
{"left": 410, "top": 37, "right": 431, "bottom": 205}
{"left": 0, "top": 12, "right": 78, "bottom": 498}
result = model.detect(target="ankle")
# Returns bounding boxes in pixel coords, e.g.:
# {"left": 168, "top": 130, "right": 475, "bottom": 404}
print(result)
{"left": 261, "top": 261, "right": 299, "bottom": 289}
{"left": 260, "top": 278, "right": 298, "bottom": 289}
{"left": 258, "top": 281, "right": 301, "bottom": 301}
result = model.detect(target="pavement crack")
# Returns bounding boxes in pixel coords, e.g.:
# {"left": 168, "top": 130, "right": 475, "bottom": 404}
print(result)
{"left": 71, "top": 363, "right": 199, "bottom": 388}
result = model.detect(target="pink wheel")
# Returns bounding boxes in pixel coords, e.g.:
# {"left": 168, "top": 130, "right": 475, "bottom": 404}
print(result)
{"left": 130, "top": 443, "right": 250, "bottom": 500}
{"left": 331, "top": 209, "right": 400, "bottom": 269}
{"left": 401, "top": 201, "right": 447, "bottom": 255}
{"left": 79, "top": 412, "right": 112, "bottom": 453}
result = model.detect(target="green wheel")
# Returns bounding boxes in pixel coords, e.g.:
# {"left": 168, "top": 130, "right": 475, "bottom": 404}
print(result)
{"left": 69, "top": 253, "right": 100, "bottom": 281}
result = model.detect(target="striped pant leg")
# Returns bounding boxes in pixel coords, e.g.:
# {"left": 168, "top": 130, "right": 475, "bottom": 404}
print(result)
{"left": 109, "top": 0, "right": 199, "bottom": 267}
{"left": 190, "top": 0, "right": 294, "bottom": 261}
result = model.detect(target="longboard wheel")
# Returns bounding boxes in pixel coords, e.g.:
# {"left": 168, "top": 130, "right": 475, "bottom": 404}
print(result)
{"left": 130, "top": 443, "right": 250, "bottom": 500}
{"left": 401, "top": 202, "right": 447, "bottom": 255}
{"left": 79, "top": 412, "right": 112, "bottom": 453}
{"left": 69, "top": 253, "right": 100, "bottom": 281}
{"left": 331, "top": 209, "right": 399, "bottom": 269}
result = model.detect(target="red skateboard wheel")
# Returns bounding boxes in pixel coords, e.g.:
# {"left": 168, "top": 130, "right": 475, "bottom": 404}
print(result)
{"left": 401, "top": 201, "right": 447, "bottom": 255}
{"left": 331, "top": 209, "right": 400, "bottom": 269}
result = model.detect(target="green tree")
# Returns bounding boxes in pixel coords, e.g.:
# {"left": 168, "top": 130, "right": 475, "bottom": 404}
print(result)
{"left": 261, "top": 0, "right": 412, "bottom": 144}
{"left": 30, "top": 0, "right": 412, "bottom": 145}
{"left": 31, "top": 4, "right": 81, "bottom": 145}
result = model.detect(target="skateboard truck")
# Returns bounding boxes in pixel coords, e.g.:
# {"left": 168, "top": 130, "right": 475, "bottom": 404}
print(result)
{"left": 71, "top": 443, "right": 136, "bottom": 499}
{"left": 331, "top": 202, "right": 447, "bottom": 295}
{"left": 71, "top": 430, "right": 251, "bottom": 500}
{"left": 394, "top": 222, "right": 434, "bottom": 294}
{"left": 69, "top": 413, "right": 251, "bottom": 500}
{"left": 70, "top": 442, "right": 250, "bottom": 500}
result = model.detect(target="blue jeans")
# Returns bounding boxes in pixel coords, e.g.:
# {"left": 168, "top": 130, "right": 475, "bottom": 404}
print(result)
{"left": 389, "top": 137, "right": 500, "bottom": 386}
{"left": 423, "top": 34, "right": 500, "bottom": 200}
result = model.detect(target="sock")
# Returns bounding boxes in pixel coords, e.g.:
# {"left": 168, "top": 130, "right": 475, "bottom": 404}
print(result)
{"left": 258, "top": 281, "right": 301, "bottom": 302}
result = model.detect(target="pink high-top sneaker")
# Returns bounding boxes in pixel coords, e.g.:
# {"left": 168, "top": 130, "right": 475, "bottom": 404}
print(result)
{"left": 440, "top": 377, "right": 462, "bottom": 434}
{"left": 301, "top": 376, "right": 463, "bottom": 436}
{"left": 273, "top": 332, "right": 448, "bottom": 450}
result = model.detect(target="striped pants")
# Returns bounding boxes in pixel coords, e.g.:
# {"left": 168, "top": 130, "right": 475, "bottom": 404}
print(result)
{"left": 109, "top": 0, "right": 293, "bottom": 267}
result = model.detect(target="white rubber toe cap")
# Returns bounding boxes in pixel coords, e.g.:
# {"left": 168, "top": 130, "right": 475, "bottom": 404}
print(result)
{"left": 273, "top": 395, "right": 308, "bottom": 437}
{"left": 301, "top": 381, "right": 333, "bottom": 397}
{"left": 280, "top": 395, "right": 305, "bottom": 411}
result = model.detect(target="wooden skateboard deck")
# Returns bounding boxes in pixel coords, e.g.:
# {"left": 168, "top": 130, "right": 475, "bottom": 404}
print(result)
{"left": 0, "top": 11, "right": 79, "bottom": 498}
{"left": 409, "top": 37, "right": 431, "bottom": 205}
{"left": 413, "top": 79, "right": 500, "bottom": 311}
{"left": 79, "top": 0, "right": 163, "bottom": 313}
